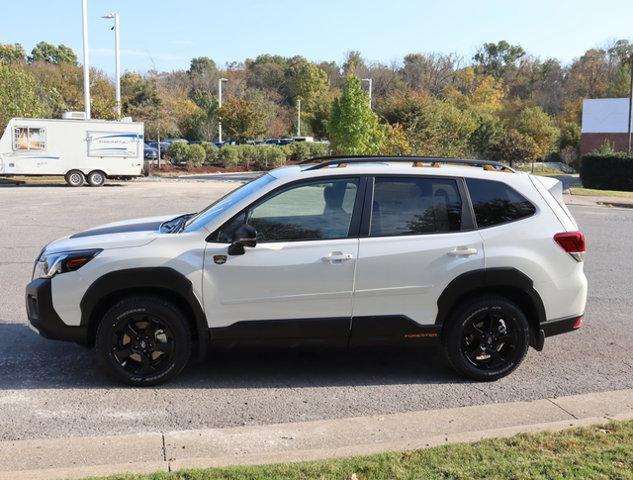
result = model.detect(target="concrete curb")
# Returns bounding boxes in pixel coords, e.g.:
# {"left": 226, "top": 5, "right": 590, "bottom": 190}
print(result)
{"left": 1, "top": 388, "right": 632, "bottom": 480}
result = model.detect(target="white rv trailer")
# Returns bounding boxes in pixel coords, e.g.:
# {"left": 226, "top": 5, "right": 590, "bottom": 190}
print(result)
{"left": 0, "top": 114, "right": 144, "bottom": 187}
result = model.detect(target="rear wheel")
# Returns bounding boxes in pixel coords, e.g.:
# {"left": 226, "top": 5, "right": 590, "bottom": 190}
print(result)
{"left": 87, "top": 170, "right": 106, "bottom": 187}
{"left": 95, "top": 296, "right": 192, "bottom": 386}
{"left": 65, "top": 170, "right": 85, "bottom": 187}
{"left": 442, "top": 295, "right": 530, "bottom": 381}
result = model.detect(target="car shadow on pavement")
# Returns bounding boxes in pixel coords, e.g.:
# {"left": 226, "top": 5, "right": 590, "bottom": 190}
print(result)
{"left": 0, "top": 324, "right": 463, "bottom": 390}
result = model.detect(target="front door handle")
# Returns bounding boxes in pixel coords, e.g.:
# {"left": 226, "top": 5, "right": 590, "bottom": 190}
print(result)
{"left": 448, "top": 247, "right": 478, "bottom": 257}
{"left": 322, "top": 251, "right": 353, "bottom": 263}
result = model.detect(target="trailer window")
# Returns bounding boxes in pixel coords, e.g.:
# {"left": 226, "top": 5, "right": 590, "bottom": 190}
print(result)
{"left": 13, "top": 127, "right": 46, "bottom": 151}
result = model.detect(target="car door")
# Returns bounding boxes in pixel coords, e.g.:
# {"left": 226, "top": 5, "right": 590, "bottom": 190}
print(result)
{"left": 351, "top": 175, "right": 485, "bottom": 342}
{"left": 203, "top": 176, "right": 364, "bottom": 344}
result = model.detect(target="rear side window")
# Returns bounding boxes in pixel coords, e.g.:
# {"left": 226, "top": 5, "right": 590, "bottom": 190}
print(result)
{"left": 466, "top": 178, "right": 535, "bottom": 228}
{"left": 370, "top": 177, "right": 462, "bottom": 237}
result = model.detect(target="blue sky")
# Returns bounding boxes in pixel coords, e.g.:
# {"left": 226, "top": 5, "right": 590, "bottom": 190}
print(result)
{"left": 2, "top": 0, "right": 632, "bottom": 74}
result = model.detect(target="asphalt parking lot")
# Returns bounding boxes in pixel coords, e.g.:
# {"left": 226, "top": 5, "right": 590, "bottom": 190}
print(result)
{"left": 0, "top": 177, "right": 632, "bottom": 441}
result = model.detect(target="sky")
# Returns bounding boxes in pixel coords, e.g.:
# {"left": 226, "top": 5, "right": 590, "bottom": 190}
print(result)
{"left": 1, "top": 0, "right": 632, "bottom": 75}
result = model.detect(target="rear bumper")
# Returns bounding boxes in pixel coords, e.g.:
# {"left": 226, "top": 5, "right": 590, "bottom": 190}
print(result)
{"left": 26, "top": 278, "right": 88, "bottom": 345}
{"left": 541, "top": 314, "right": 583, "bottom": 337}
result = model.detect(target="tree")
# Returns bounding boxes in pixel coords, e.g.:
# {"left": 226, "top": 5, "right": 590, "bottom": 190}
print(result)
{"left": 28, "top": 42, "right": 77, "bottom": 65}
{"left": 514, "top": 106, "right": 559, "bottom": 159}
{"left": 217, "top": 96, "right": 268, "bottom": 142}
{"left": 473, "top": 41, "right": 525, "bottom": 78}
{"left": 0, "top": 43, "right": 26, "bottom": 64}
{"left": 402, "top": 53, "right": 457, "bottom": 95}
{"left": 490, "top": 129, "right": 539, "bottom": 165}
{"left": 328, "top": 75, "right": 385, "bottom": 155}
{"left": 0, "top": 65, "right": 46, "bottom": 130}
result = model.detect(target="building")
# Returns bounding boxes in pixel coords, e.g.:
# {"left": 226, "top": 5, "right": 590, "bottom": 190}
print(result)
{"left": 580, "top": 98, "right": 632, "bottom": 156}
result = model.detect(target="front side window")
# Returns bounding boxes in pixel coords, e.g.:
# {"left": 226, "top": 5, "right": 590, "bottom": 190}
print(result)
{"left": 218, "top": 178, "right": 359, "bottom": 243}
{"left": 370, "top": 177, "right": 463, "bottom": 237}
{"left": 466, "top": 178, "right": 536, "bottom": 228}
{"left": 13, "top": 127, "right": 46, "bottom": 151}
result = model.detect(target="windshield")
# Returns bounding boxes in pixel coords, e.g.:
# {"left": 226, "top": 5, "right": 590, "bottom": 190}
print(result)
{"left": 183, "top": 174, "right": 277, "bottom": 232}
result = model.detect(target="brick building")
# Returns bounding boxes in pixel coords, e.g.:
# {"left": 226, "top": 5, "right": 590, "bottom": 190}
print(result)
{"left": 580, "top": 98, "right": 632, "bottom": 156}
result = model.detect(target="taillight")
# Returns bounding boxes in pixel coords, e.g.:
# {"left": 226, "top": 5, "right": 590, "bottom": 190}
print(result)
{"left": 554, "top": 231, "right": 586, "bottom": 262}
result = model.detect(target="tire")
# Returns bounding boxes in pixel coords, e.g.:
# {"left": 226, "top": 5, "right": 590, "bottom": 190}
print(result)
{"left": 87, "top": 170, "right": 106, "bottom": 187}
{"left": 95, "top": 295, "right": 192, "bottom": 386}
{"left": 442, "top": 295, "right": 530, "bottom": 381}
{"left": 65, "top": 170, "right": 85, "bottom": 187}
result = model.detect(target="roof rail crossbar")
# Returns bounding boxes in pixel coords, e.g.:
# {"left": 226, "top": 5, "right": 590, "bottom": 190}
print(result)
{"left": 299, "top": 155, "right": 515, "bottom": 172}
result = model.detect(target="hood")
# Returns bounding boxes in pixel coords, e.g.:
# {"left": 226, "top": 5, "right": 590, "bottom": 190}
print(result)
{"left": 43, "top": 214, "right": 180, "bottom": 253}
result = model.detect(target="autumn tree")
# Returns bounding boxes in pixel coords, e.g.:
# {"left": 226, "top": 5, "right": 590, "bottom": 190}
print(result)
{"left": 473, "top": 41, "right": 525, "bottom": 78}
{"left": 0, "top": 43, "right": 26, "bottom": 64}
{"left": 28, "top": 41, "right": 77, "bottom": 65}
{"left": 0, "top": 65, "right": 46, "bottom": 130}
{"left": 217, "top": 96, "right": 268, "bottom": 142}
{"left": 328, "top": 75, "right": 385, "bottom": 154}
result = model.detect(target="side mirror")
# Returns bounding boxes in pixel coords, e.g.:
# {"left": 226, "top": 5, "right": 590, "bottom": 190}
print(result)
{"left": 228, "top": 224, "right": 257, "bottom": 255}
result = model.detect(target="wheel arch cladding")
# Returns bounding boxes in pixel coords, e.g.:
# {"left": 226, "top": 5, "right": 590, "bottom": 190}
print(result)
{"left": 80, "top": 267, "right": 208, "bottom": 360}
{"left": 435, "top": 268, "right": 546, "bottom": 349}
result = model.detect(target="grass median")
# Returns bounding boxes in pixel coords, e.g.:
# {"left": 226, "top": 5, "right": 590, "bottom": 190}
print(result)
{"left": 569, "top": 187, "right": 633, "bottom": 198}
{"left": 90, "top": 420, "right": 633, "bottom": 480}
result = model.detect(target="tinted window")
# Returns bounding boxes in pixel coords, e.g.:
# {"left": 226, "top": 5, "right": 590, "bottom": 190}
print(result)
{"left": 370, "top": 177, "right": 462, "bottom": 237}
{"left": 219, "top": 178, "right": 359, "bottom": 242}
{"left": 466, "top": 178, "right": 536, "bottom": 228}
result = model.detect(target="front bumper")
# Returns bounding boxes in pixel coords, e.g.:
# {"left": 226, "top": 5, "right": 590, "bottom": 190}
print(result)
{"left": 26, "top": 278, "right": 88, "bottom": 344}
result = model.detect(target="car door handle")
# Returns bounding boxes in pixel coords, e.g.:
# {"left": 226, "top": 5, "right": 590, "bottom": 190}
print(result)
{"left": 322, "top": 252, "right": 353, "bottom": 263}
{"left": 448, "top": 247, "right": 478, "bottom": 257}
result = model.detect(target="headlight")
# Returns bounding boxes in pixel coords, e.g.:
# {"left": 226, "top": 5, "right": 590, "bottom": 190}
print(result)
{"left": 32, "top": 249, "right": 102, "bottom": 280}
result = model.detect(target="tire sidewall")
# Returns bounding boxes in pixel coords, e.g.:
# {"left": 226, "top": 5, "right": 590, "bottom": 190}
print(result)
{"left": 95, "top": 297, "right": 191, "bottom": 386}
{"left": 87, "top": 171, "right": 105, "bottom": 187}
{"left": 444, "top": 297, "right": 530, "bottom": 381}
{"left": 65, "top": 170, "right": 84, "bottom": 187}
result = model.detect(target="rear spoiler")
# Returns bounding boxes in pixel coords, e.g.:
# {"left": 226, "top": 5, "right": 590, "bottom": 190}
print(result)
{"left": 534, "top": 175, "right": 564, "bottom": 202}
{"left": 531, "top": 175, "right": 577, "bottom": 230}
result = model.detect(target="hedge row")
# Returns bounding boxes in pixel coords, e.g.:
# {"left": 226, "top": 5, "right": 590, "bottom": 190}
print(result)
{"left": 580, "top": 153, "right": 633, "bottom": 191}
{"left": 167, "top": 142, "right": 330, "bottom": 170}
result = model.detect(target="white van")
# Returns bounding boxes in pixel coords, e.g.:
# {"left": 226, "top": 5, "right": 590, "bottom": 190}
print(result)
{"left": 0, "top": 115, "right": 144, "bottom": 187}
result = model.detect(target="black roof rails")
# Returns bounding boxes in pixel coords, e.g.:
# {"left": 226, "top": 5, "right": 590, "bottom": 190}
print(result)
{"left": 299, "top": 155, "right": 515, "bottom": 172}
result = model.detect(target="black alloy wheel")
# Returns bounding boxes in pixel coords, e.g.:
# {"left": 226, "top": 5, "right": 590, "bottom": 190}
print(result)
{"left": 443, "top": 295, "right": 530, "bottom": 381}
{"left": 96, "top": 296, "right": 191, "bottom": 386}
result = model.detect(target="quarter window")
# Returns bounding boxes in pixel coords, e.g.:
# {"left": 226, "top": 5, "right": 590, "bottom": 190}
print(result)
{"left": 219, "top": 178, "right": 359, "bottom": 243}
{"left": 370, "top": 177, "right": 463, "bottom": 237}
{"left": 13, "top": 127, "right": 46, "bottom": 151}
{"left": 466, "top": 178, "right": 536, "bottom": 228}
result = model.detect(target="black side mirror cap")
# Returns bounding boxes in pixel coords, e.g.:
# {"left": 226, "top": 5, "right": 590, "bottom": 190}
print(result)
{"left": 228, "top": 224, "right": 257, "bottom": 255}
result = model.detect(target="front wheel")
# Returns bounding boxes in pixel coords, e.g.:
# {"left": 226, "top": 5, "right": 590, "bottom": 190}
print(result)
{"left": 442, "top": 295, "right": 530, "bottom": 381}
{"left": 95, "top": 296, "right": 192, "bottom": 386}
{"left": 65, "top": 170, "right": 85, "bottom": 187}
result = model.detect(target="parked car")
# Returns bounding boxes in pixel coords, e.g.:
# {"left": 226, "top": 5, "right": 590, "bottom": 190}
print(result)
{"left": 26, "top": 156, "right": 587, "bottom": 386}
{"left": 144, "top": 145, "right": 159, "bottom": 160}
{"left": 264, "top": 138, "right": 294, "bottom": 146}
{"left": 146, "top": 141, "right": 170, "bottom": 158}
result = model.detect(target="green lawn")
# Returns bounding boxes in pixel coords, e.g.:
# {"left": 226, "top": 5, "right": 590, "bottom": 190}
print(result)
{"left": 89, "top": 420, "right": 633, "bottom": 480}
{"left": 569, "top": 187, "right": 633, "bottom": 198}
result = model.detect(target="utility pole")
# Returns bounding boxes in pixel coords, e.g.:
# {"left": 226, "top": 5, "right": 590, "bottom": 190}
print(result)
{"left": 362, "top": 78, "right": 373, "bottom": 108}
{"left": 296, "top": 98, "right": 301, "bottom": 137}
{"left": 102, "top": 13, "right": 121, "bottom": 118}
{"left": 218, "top": 78, "right": 228, "bottom": 143}
{"left": 81, "top": 0, "right": 91, "bottom": 119}
{"left": 628, "top": 54, "right": 633, "bottom": 155}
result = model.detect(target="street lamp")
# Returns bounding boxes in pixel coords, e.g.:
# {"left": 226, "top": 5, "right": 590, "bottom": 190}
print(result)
{"left": 101, "top": 13, "right": 121, "bottom": 119}
{"left": 218, "top": 78, "right": 228, "bottom": 143}
{"left": 627, "top": 54, "right": 633, "bottom": 155}
{"left": 362, "top": 78, "right": 373, "bottom": 108}
{"left": 296, "top": 98, "right": 301, "bottom": 137}
{"left": 81, "top": 0, "right": 91, "bottom": 119}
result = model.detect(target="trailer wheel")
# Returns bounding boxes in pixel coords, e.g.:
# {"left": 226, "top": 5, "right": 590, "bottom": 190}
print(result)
{"left": 65, "top": 170, "right": 85, "bottom": 187}
{"left": 87, "top": 170, "right": 106, "bottom": 187}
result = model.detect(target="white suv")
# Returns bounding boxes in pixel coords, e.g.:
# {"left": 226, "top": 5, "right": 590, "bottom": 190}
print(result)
{"left": 26, "top": 157, "right": 587, "bottom": 386}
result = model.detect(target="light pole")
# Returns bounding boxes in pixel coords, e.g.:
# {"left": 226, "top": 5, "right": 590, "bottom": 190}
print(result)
{"left": 362, "top": 78, "right": 373, "bottom": 108}
{"left": 627, "top": 54, "right": 632, "bottom": 155}
{"left": 218, "top": 77, "right": 228, "bottom": 143}
{"left": 296, "top": 98, "right": 301, "bottom": 137}
{"left": 101, "top": 13, "right": 121, "bottom": 119}
{"left": 81, "top": 0, "right": 91, "bottom": 119}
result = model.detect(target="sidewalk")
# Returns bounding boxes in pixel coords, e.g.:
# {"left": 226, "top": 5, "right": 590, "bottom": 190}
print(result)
{"left": 1, "top": 388, "right": 632, "bottom": 480}
{"left": 564, "top": 193, "right": 633, "bottom": 208}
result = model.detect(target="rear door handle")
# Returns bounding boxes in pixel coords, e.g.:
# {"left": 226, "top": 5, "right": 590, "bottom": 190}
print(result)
{"left": 322, "top": 251, "right": 353, "bottom": 263}
{"left": 448, "top": 247, "right": 478, "bottom": 257}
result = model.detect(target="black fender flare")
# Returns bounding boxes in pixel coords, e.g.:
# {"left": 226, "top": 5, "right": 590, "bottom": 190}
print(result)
{"left": 80, "top": 267, "right": 208, "bottom": 360}
{"left": 435, "top": 267, "right": 546, "bottom": 348}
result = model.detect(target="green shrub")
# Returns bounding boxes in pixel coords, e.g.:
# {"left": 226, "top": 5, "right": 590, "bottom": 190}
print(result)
{"left": 200, "top": 142, "right": 219, "bottom": 165}
{"left": 288, "top": 142, "right": 311, "bottom": 161}
{"left": 580, "top": 153, "right": 633, "bottom": 191}
{"left": 184, "top": 144, "right": 206, "bottom": 169}
{"left": 237, "top": 145, "right": 259, "bottom": 169}
{"left": 167, "top": 142, "right": 189, "bottom": 163}
{"left": 308, "top": 142, "right": 330, "bottom": 158}
{"left": 219, "top": 145, "right": 241, "bottom": 168}
{"left": 253, "top": 146, "right": 286, "bottom": 169}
